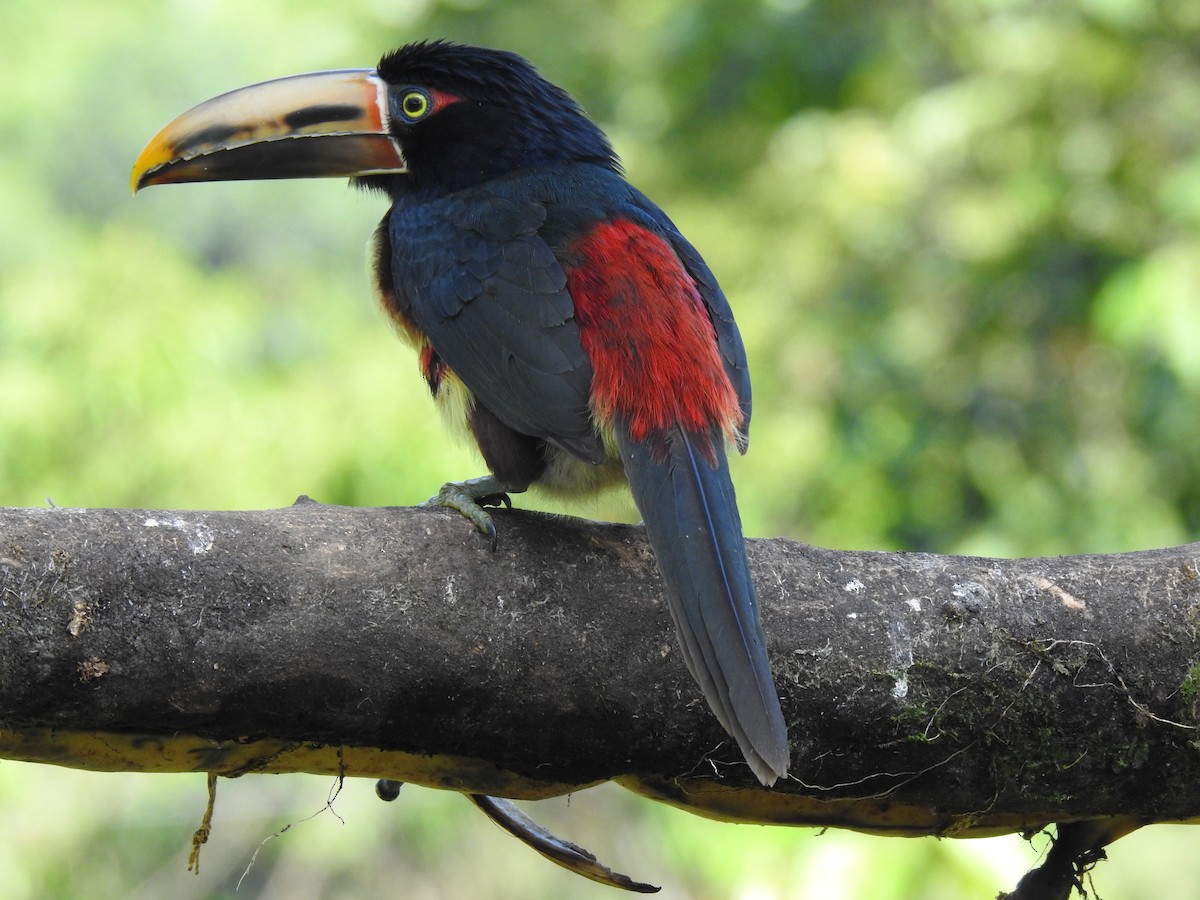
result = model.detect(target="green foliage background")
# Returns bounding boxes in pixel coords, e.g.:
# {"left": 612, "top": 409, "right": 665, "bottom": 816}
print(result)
{"left": 2, "top": 0, "right": 1198, "bottom": 896}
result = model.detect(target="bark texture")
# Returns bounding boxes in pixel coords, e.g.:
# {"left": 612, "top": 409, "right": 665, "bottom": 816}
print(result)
{"left": 1, "top": 501, "right": 1199, "bottom": 844}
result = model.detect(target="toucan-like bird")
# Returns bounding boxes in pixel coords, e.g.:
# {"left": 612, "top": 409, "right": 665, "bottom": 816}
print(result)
{"left": 132, "top": 41, "right": 790, "bottom": 785}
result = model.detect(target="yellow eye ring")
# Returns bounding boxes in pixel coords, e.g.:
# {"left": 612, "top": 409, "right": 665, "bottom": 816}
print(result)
{"left": 399, "top": 90, "right": 430, "bottom": 121}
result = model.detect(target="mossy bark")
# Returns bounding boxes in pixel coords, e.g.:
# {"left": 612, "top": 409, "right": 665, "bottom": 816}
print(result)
{"left": 1, "top": 501, "right": 1198, "bottom": 838}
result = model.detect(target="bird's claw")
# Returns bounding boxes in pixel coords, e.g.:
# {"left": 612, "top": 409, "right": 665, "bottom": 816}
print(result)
{"left": 423, "top": 476, "right": 520, "bottom": 550}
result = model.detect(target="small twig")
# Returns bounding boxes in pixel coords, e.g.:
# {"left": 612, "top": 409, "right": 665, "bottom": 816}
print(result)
{"left": 236, "top": 776, "right": 346, "bottom": 891}
{"left": 187, "top": 772, "right": 218, "bottom": 875}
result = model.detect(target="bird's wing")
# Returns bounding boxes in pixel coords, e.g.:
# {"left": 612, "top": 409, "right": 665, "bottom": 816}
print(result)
{"left": 387, "top": 189, "right": 605, "bottom": 464}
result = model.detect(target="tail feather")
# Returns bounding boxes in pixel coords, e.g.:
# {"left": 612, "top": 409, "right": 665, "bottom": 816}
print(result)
{"left": 615, "top": 421, "right": 789, "bottom": 784}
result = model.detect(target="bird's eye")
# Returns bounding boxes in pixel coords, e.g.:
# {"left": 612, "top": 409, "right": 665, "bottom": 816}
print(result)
{"left": 398, "top": 89, "right": 431, "bottom": 122}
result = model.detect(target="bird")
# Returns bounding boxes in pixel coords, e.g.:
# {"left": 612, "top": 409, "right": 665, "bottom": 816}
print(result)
{"left": 131, "top": 40, "right": 790, "bottom": 785}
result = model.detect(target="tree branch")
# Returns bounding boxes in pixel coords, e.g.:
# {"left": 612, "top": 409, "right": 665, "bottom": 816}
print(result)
{"left": 2, "top": 500, "right": 1198, "bottom": 854}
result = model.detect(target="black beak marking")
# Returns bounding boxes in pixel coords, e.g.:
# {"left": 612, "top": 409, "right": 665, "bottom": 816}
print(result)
{"left": 187, "top": 123, "right": 244, "bottom": 149}
{"left": 284, "top": 104, "right": 368, "bottom": 131}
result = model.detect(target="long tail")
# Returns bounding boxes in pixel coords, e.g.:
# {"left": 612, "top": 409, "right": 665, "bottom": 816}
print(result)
{"left": 615, "top": 421, "right": 789, "bottom": 785}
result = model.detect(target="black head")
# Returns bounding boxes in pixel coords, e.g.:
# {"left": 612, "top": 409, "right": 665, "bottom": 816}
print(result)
{"left": 367, "top": 41, "right": 619, "bottom": 194}
{"left": 131, "top": 42, "right": 615, "bottom": 199}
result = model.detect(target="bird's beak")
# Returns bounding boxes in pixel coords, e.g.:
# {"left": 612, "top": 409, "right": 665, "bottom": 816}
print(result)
{"left": 131, "top": 69, "right": 406, "bottom": 192}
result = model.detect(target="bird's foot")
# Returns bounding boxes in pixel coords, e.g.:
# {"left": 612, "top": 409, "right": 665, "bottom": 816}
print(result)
{"left": 422, "top": 475, "right": 524, "bottom": 550}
